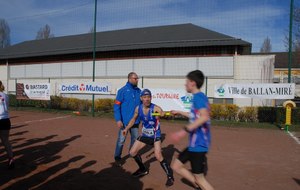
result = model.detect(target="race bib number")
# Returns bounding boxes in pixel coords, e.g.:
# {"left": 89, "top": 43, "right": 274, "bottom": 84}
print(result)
{"left": 142, "top": 127, "right": 154, "bottom": 136}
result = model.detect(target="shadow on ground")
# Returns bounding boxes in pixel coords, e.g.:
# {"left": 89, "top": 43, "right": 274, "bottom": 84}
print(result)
{"left": 0, "top": 129, "right": 82, "bottom": 189}
{"left": 0, "top": 131, "right": 181, "bottom": 190}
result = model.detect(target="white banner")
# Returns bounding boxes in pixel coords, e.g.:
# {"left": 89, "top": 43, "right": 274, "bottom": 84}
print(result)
{"left": 59, "top": 82, "right": 112, "bottom": 94}
{"left": 149, "top": 88, "right": 192, "bottom": 112}
{"left": 16, "top": 83, "right": 51, "bottom": 100}
{"left": 214, "top": 83, "right": 295, "bottom": 99}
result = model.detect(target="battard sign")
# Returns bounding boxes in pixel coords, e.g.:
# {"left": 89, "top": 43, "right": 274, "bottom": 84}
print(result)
{"left": 214, "top": 83, "right": 295, "bottom": 99}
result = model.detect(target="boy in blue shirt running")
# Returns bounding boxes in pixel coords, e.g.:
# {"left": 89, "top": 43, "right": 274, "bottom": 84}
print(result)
{"left": 122, "top": 89, "right": 174, "bottom": 187}
{"left": 171, "top": 70, "right": 214, "bottom": 190}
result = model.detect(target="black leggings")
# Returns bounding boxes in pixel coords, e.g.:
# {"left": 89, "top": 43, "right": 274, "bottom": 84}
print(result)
{"left": 0, "top": 118, "right": 13, "bottom": 159}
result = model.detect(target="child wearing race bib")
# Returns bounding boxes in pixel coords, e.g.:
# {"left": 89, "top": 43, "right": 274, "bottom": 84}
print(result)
{"left": 122, "top": 89, "right": 174, "bottom": 187}
{"left": 170, "top": 70, "right": 214, "bottom": 190}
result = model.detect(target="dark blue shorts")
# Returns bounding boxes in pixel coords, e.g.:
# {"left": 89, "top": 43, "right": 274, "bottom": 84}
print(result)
{"left": 137, "top": 136, "right": 161, "bottom": 146}
{"left": 178, "top": 148, "right": 208, "bottom": 175}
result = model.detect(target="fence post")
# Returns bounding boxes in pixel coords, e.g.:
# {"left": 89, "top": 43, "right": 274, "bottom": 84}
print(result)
{"left": 48, "top": 78, "right": 52, "bottom": 110}
{"left": 15, "top": 78, "right": 18, "bottom": 109}
{"left": 205, "top": 76, "right": 208, "bottom": 95}
{"left": 91, "top": 0, "right": 98, "bottom": 117}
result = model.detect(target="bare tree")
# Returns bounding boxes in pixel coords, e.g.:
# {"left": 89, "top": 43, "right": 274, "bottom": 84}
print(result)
{"left": 88, "top": 26, "right": 94, "bottom": 33}
{"left": 260, "top": 37, "right": 272, "bottom": 53}
{"left": 294, "top": 7, "right": 300, "bottom": 51}
{"left": 284, "top": 6, "right": 300, "bottom": 51}
{"left": 0, "top": 18, "right": 11, "bottom": 48}
{"left": 36, "top": 24, "right": 54, "bottom": 40}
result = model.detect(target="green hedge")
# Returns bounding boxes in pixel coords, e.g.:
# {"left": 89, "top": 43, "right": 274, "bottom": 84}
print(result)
{"left": 8, "top": 94, "right": 49, "bottom": 108}
{"left": 8, "top": 94, "right": 300, "bottom": 125}
{"left": 257, "top": 106, "right": 300, "bottom": 124}
{"left": 8, "top": 94, "right": 113, "bottom": 113}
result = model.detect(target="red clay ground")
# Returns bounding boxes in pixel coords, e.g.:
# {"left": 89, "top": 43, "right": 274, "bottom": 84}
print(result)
{"left": 0, "top": 110, "right": 299, "bottom": 190}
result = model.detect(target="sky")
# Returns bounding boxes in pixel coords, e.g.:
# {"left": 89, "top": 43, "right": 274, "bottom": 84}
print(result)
{"left": 0, "top": 0, "right": 297, "bottom": 52}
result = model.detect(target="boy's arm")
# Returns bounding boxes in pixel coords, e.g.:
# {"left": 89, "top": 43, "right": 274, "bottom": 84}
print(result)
{"left": 170, "top": 108, "right": 209, "bottom": 143}
{"left": 122, "top": 107, "right": 139, "bottom": 136}
{"left": 170, "top": 110, "right": 190, "bottom": 118}
{"left": 185, "top": 108, "right": 209, "bottom": 131}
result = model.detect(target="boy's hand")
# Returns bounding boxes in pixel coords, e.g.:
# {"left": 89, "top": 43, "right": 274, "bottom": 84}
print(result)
{"left": 170, "top": 130, "right": 187, "bottom": 144}
{"left": 122, "top": 129, "right": 127, "bottom": 137}
{"left": 170, "top": 110, "right": 180, "bottom": 116}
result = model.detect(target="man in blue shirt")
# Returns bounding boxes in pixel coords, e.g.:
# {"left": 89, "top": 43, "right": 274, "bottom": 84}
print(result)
{"left": 114, "top": 72, "right": 141, "bottom": 166}
{"left": 170, "top": 70, "right": 214, "bottom": 190}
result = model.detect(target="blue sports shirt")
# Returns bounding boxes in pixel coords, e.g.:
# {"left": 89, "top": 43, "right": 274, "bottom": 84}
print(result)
{"left": 188, "top": 92, "right": 211, "bottom": 152}
{"left": 138, "top": 103, "right": 161, "bottom": 139}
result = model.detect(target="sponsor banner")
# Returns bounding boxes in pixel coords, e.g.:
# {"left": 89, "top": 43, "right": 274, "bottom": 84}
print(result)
{"left": 16, "top": 83, "right": 51, "bottom": 100}
{"left": 214, "top": 83, "right": 295, "bottom": 99}
{"left": 59, "top": 82, "right": 112, "bottom": 94}
{"left": 149, "top": 88, "right": 192, "bottom": 112}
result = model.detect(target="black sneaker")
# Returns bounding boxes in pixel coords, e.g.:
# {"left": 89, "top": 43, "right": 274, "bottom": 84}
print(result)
{"left": 132, "top": 168, "right": 149, "bottom": 178}
{"left": 8, "top": 158, "right": 15, "bottom": 170}
{"left": 165, "top": 176, "right": 174, "bottom": 187}
{"left": 114, "top": 160, "right": 123, "bottom": 167}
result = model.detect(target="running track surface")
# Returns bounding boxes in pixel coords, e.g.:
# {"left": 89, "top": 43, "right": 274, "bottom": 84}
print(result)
{"left": 0, "top": 111, "right": 299, "bottom": 190}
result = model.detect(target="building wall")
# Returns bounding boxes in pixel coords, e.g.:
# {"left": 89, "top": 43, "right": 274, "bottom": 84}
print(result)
{"left": 0, "top": 63, "right": 8, "bottom": 92}
{"left": 233, "top": 55, "right": 275, "bottom": 106}
{"left": 274, "top": 69, "right": 300, "bottom": 83}
{"left": 3, "top": 55, "right": 276, "bottom": 106}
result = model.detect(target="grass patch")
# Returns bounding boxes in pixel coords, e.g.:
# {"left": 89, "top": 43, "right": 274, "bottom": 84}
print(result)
{"left": 211, "top": 120, "right": 279, "bottom": 130}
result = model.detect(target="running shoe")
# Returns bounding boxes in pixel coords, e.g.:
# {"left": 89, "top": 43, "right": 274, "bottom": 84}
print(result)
{"left": 165, "top": 176, "right": 174, "bottom": 187}
{"left": 132, "top": 168, "right": 149, "bottom": 178}
{"left": 114, "top": 160, "right": 123, "bottom": 167}
{"left": 8, "top": 158, "right": 15, "bottom": 169}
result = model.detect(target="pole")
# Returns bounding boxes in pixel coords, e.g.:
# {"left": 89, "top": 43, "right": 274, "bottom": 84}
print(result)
{"left": 141, "top": 76, "right": 144, "bottom": 88}
{"left": 15, "top": 78, "right": 18, "bottom": 109}
{"left": 205, "top": 76, "right": 208, "bottom": 95}
{"left": 92, "top": 0, "right": 97, "bottom": 117}
{"left": 48, "top": 78, "right": 51, "bottom": 109}
{"left": 288, "top": 0, "right": 294, "bottom": 83}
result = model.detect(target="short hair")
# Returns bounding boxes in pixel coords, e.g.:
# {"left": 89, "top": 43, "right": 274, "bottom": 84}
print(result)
{"left": 186, "top": 70, "right": 205, "bottom": 89}
{"left": 128, "top": 72, "right": 137, "bottom": 79}
{"left": 0, "top": 80, "right": 4, "bottom": 92}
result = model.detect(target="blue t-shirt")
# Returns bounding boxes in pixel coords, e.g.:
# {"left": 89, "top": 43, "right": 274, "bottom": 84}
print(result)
{"left": 188, "top": 92, "right": 211, "bottom": 152}
{"left": 138, "top": 103, "right": 161, "bottom": 139}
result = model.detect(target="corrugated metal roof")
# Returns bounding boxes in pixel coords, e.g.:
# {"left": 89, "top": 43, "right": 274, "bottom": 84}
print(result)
{"left": 0, "top": 23, "right": 251, "bottom": 59}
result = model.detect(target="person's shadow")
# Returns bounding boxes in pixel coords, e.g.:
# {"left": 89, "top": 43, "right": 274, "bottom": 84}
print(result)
{"left": 0, "top": 135, "right": 82, "bottom": 187}
{"left": 144, "top": 144, "right": 180, "bottom": 169}
{"left": 115, "top": 134, "right": 168, "bottom": 166}
{"left": 4, "top": 155, "right": 86, "bottom": 190}
{"left": 35, "top": 163, "right": 144, "bottom": 190}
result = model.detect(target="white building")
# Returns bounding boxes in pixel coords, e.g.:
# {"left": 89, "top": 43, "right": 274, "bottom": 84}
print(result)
{"left": 0, "top": 24, "right": 279, "bottom": 106}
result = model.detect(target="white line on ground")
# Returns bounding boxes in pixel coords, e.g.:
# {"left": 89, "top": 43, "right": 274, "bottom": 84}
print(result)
{"left": 287, "top": 131, "right": 300, "bottom": 145}
{"left": 12, "top": 115, "right": 71, "bottom": 126}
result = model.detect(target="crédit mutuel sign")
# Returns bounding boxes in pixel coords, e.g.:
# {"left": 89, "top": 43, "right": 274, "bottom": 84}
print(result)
{"left": 59, "top": 82, "right": 111, "bottom": 95}
{"left": 214, "top": 83, "right": 295, "bottom": 99}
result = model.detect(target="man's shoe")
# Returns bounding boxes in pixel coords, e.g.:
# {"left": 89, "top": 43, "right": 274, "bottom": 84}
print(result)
{"left": 114, "top": 159, "right": 123, "bottom": 167}
{"left": 165, "top": 176, "right": 174, "bottom": 187}
{"left": 132, "top": 168, "right": 149, "bottom": 178}
{"left": 8, "top": 158, "right": 15, "bottom": 170}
